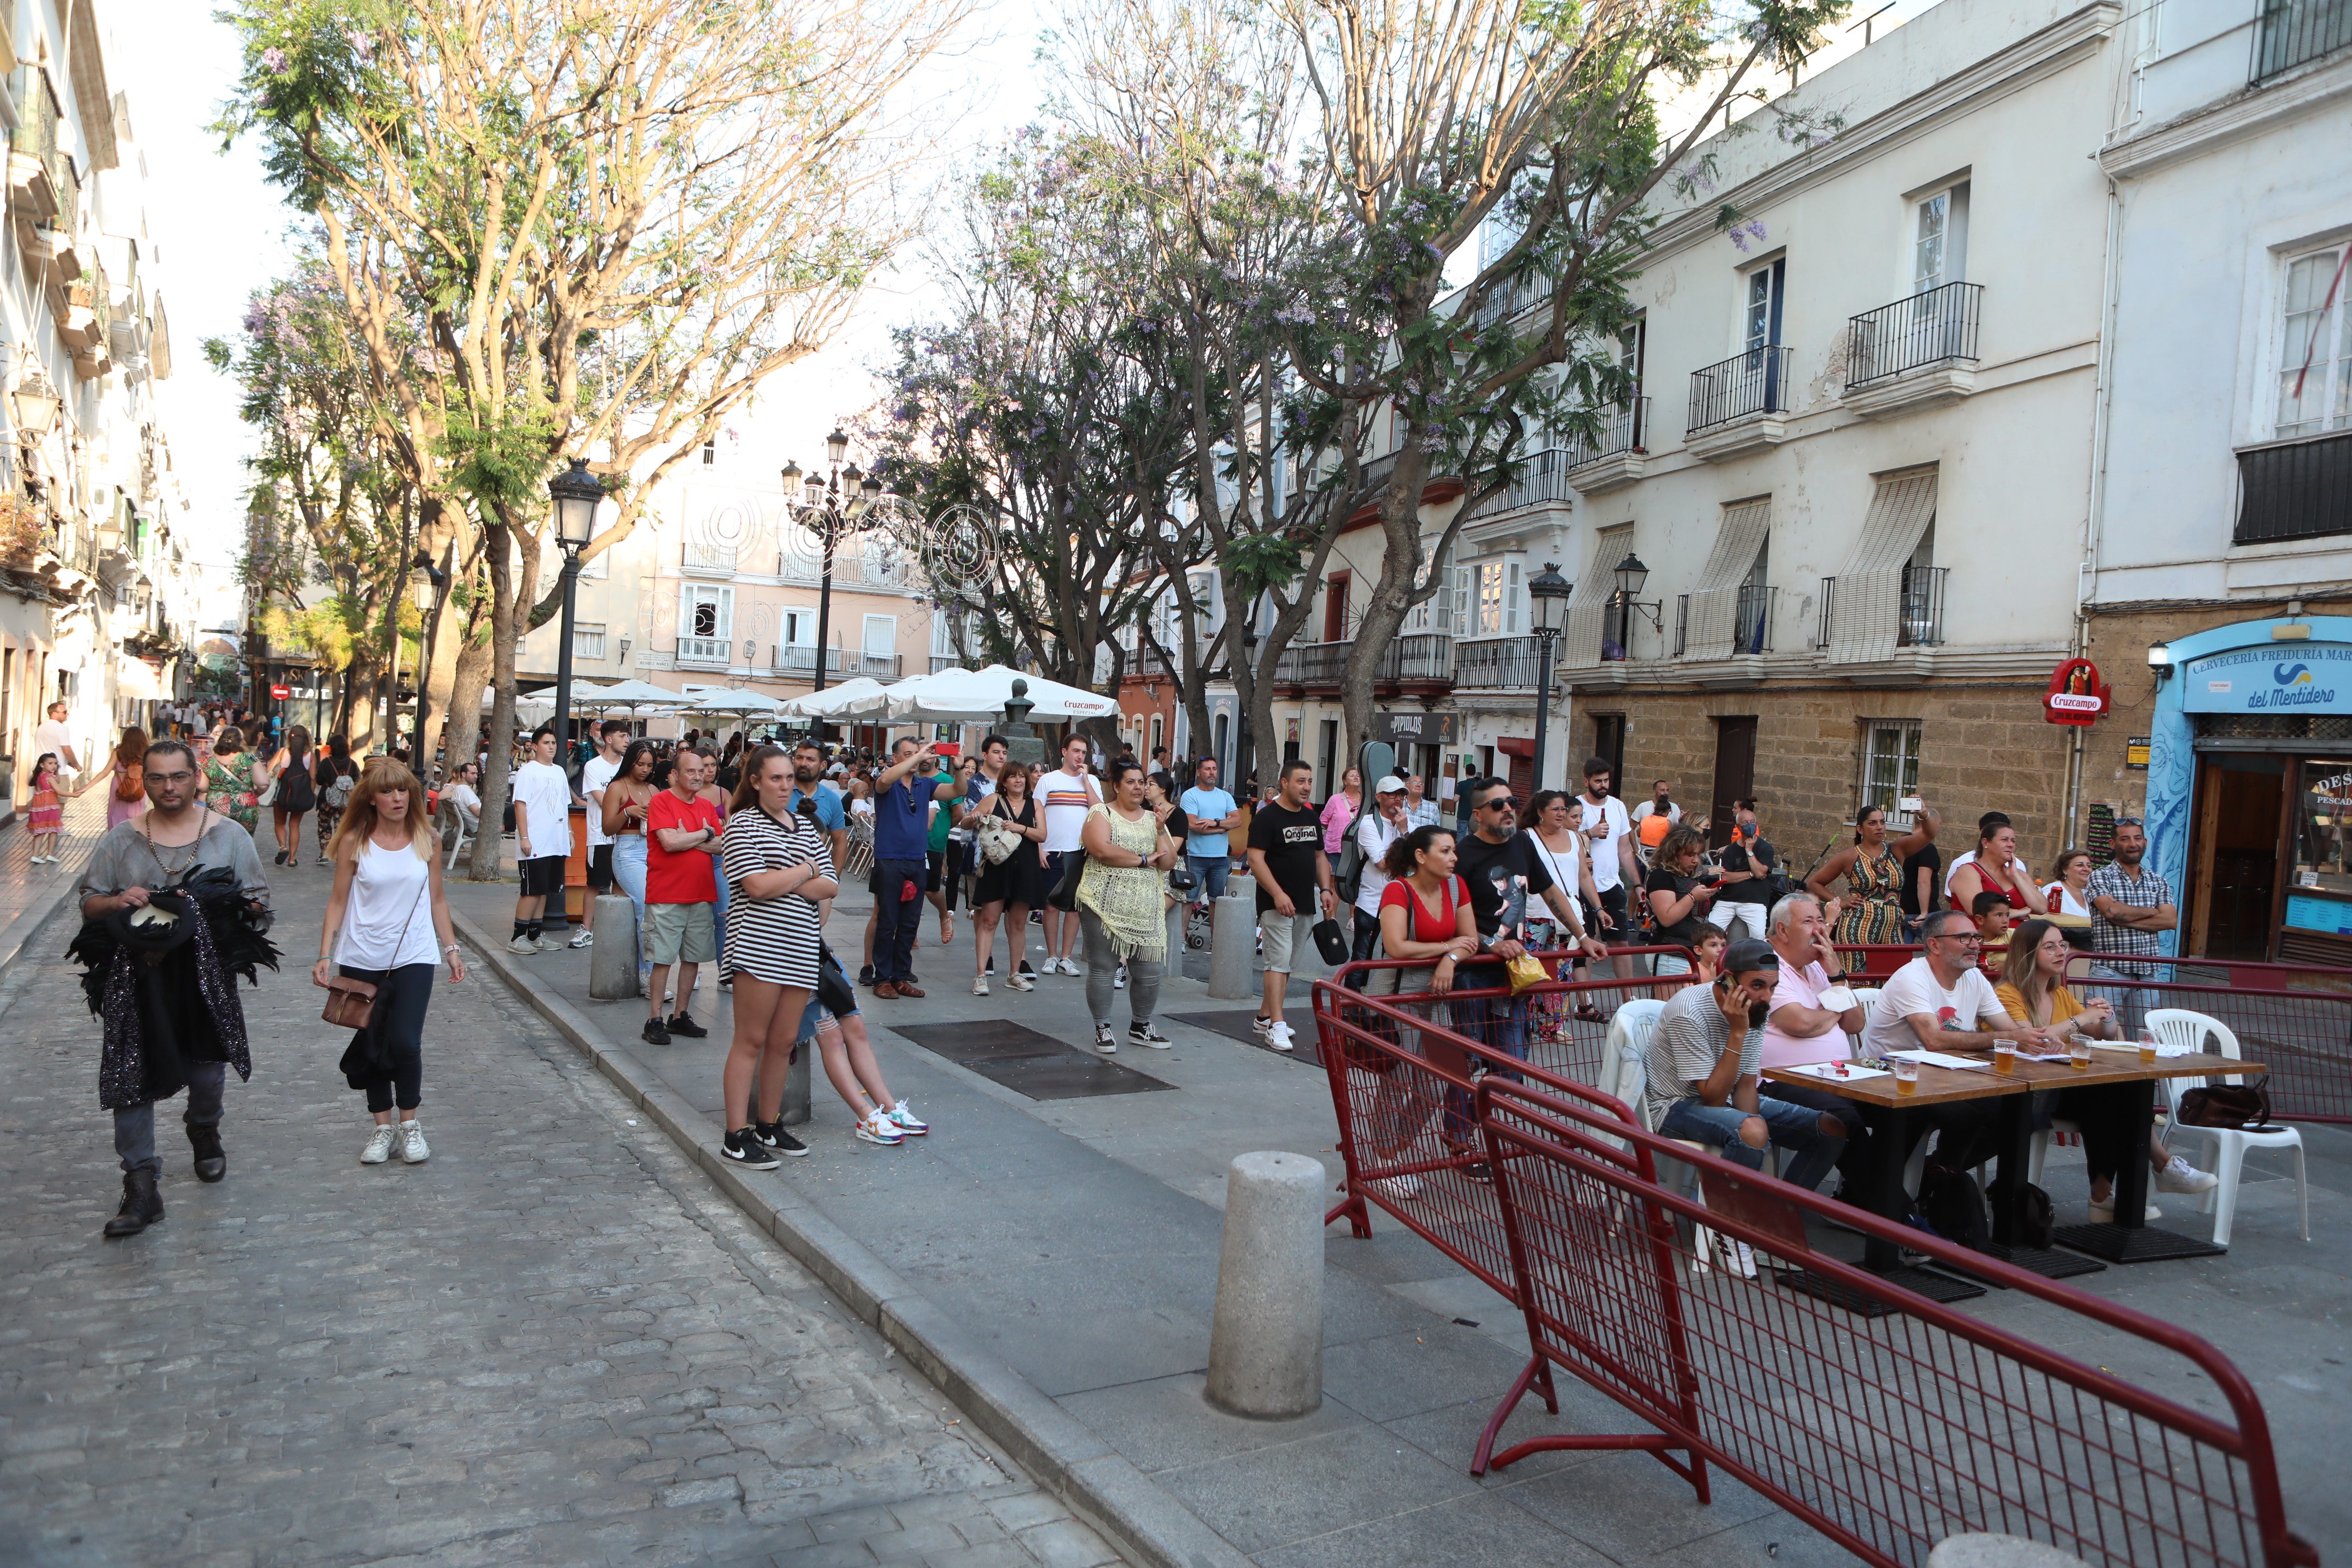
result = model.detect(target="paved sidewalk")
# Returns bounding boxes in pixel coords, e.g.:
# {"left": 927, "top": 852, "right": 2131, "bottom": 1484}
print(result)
{"left": 0, "top": 789, "right": 107, "bottom": 984}
{"left": 0, "top": 848, "right": 1123, "bottom": 1567}
{"left": 442, "top": 854, "right": 2352, "bottom": 1566}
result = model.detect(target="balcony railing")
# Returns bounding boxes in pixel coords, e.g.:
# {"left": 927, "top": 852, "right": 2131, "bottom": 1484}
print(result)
{"left": 1846, "top": 282, "right": 1982, "bottom": 391}
{"left": 1466, "top": 448, "right": 1577, "bottom": 519}
{"left": 772, "top": 645, "right": 903, "bottom": 679}
{"left": 1271, "top": 633, "right": 1453, "bottom": 688}
{"left": 2235, "top": 430, "right": 2352, "bottom": 544}
{"left": 1674, "top": 584, "right": 1776, "bottom": 658}
{"left": 1453, "top": 635, "right": 1546, "bottom": 688}
{"left": 1817, "top": 569, "right": 1947, "bottom": 650}
{"left": 1688, "top": 346, "right": 1794, "bottom": 434}
{"left": 676, "top": 634, "right": 732, "bottom": 666}
{"left": 683, "top": 541, "right": 737, "bottom": 573}
{"left": 2253, "top": 0, "right": 2350, "bottom": 79}
{"left": 1563, "top": 400, "right": 1649, "bottom": 468}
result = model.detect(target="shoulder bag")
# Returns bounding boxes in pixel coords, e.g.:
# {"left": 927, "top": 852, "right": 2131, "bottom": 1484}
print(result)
{"left": 320, "top": 857, "right": 433, "bottom": 1032}
{"left": 2177, "top": 1076, "right": 2273, "bottom": 1130}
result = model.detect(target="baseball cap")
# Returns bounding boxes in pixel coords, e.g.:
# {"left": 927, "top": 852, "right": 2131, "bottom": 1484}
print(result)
{"left": 1723, "top": 938, "right": 1780, "bottom": 975}
{"left": 1374, "top": 775, "right": 1408, "bottom": 794}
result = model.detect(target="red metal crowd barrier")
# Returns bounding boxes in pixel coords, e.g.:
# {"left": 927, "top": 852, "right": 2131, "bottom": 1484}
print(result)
{"left": 1312, "top": 965, "right": 1682, "bottom": 1297}
{"left": 1477, "top": 1077, "right": 2321, "bottom": 1568}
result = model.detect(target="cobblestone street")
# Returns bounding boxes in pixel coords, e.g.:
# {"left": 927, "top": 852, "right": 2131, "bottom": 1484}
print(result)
{"left": 0, "top": 862, "right": 1121, "bottom": 1568}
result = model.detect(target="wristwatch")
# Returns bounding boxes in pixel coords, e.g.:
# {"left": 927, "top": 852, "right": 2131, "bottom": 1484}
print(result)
{"left": 1824, "top": 969, "right": 1850, "bottom": 984}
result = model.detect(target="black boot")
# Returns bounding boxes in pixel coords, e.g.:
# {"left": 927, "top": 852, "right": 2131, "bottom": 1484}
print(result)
{"left": 103, "top": 1170, "right": 163, "bottom": 1238}
{"left": 190, "top": 1125, "right": 226, "bottom": 1183}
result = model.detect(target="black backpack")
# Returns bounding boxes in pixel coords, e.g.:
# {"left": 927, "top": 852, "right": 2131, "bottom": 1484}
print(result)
{"left": 1918, "top": 1163, "right": 1991, "bottom": 1253}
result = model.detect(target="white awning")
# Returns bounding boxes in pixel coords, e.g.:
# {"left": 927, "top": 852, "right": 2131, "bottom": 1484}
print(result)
{"left": 1683, "top": 497, "right": 1773, "bottom": 659}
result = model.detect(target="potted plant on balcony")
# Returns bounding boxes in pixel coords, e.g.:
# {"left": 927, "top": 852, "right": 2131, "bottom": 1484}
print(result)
{"left": 0, "top": 495, "right": 50, "bottom": 572}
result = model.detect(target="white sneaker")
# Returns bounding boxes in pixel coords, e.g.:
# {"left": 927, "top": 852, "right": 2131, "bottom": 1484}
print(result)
{"left": 568, "top": 929, "right": 594, "bottom": 949}
{"left": 1252, "top": 1014, "right": 1277, "bottom": 1041}
{"left": 973, "top": 976, "right": 989, "bottom": 996}
{"left": 1365, "top": 1174, "right": 1423, "bottom": 1202}
{"left": 2088, "top": 1195, "right": 2162, "bottom": 1222}
{"left": 855, "top": 1110, "right": 905, "bottom": 1146}
{"left": 2154, "top": 1155, "right": 2219, "bottom": 1194}
{"left": 360, "top": 1125, "right": 397, "bottom": 1164}
{"left": 1060, "top": 956, "right": 1084, "bottom": 977}
{"left": 507, "top": 935, "right": 538, "bottom": 955}
{"left": 1266, "top": 1022, "right": 1296, "bottom": 1053}
{"left": 883, "top": 1099, "right": 929, "bottom": 1135}
{"left": 1093, "top": 1024, "right": 1118, "bottom": 1054}
{"left": 1006, "top": 972, "right": 1034, "bottom": 992}
{"left": 1113, "top": 964, "right": 1128, "bottom": 989}
{"left": 399, "top": 1121, "right": 430, "bottom": 1163}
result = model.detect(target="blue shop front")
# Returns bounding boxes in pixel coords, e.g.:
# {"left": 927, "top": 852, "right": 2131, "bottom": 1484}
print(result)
{"left": 2148, "top": 615, "right": 2352, "bottom": 965}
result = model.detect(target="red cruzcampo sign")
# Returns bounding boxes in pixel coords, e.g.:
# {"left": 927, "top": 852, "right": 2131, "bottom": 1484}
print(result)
{"left": 2043, "top": 658, "right": 2109, "bottom": 726}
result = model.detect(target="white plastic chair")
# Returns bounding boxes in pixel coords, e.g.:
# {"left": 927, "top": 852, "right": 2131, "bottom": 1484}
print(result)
{"left": 443, "top": 807, "right": 473, "bottom": 871}
{"left": 1844, "top": 987, "right": 1881, "bottom": 1054}
{"left": 1606, "top": 999, "right": 1754, "bottom": 1276}
{"left": 2147, "top": 1008, "right": 2308, "bottom": 1247}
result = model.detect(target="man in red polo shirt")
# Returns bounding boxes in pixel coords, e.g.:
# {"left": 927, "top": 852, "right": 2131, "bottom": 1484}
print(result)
{"left": 643, "top": 748, "right": 725, "bottom": 1045}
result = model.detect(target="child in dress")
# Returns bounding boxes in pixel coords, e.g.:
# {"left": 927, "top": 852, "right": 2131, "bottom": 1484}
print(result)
{"left": 25, "top": 752, "right": 62, "bottom": 864}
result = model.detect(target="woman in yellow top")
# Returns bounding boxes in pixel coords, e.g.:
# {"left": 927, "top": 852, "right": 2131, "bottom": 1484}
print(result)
{"left": 1076, "top": 759, "right": 1179, "bottom": 1056}
{"left": 1995, "top": 919, "right": 2213, "bottom": 1222}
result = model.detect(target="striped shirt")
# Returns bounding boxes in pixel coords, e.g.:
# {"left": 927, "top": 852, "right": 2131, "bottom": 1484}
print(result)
{"left": 721, "top": 806, "right": 831, "bottom": 987}
{"left": 1041, "top": 767, "right": 1099, "bottom": 852}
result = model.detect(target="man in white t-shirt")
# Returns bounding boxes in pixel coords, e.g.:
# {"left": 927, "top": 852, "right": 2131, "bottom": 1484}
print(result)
{"left": 509, "top": 728, "right": 579, "bottom": 955}
{"left": 1860, "top": 908, "right": 2054, "bottom": 1061}
{"left": 575, "top": 719, "right": 631, "bottom": 951}
{"left": 36, "top": 700, "right": 81, "bottom": 776}
{"left": 1037, "top": 734, "right": 1102, "bottom": 975}
{"left": 1345, "top": 777, "right": 1411, "bottom": 980}
{"left": 1578, "top": 757, "right": 1636, "bottom": 979}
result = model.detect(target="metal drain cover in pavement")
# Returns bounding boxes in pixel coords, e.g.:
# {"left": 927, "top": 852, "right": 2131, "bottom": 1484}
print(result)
{"left": 886, "top": 1022, "right": 1174, "bottom": 1101}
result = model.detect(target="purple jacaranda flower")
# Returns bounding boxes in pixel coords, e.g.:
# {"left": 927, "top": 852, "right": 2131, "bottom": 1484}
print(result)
{"left": 261, "top": 46, "right": 287, "bottom": 72}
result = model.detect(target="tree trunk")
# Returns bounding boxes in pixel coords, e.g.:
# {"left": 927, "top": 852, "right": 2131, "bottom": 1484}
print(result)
{"left": 423, "top": 585, "right": 465, "bottom": 768}
{"left": 1341, "top": 445, "right": 1436, "bottom": 776}
{"left": 468, "top": 521, "right": 521, "bottom": 882}
{"left": 448, "top": 624, "right": 494, "bottom": 777}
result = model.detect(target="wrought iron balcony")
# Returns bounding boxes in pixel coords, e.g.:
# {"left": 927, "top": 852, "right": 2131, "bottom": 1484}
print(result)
{"left": 2235, "top": 430, "right": 2352, "bottom": 545}
{"left": 1846, "top": 283, "right": 1982, "bottom": 392}
{"left": 675, "top": 634, "right": 732, "bottom": 667}
{"left": 1271, "top": 633, "right": 1452, "bottom": 690}
{"left": 1453, "top": 635, "right": 1547, "bottom": 689}
{"left": 1466, "top": 448, "right": 1577, "bottom": 520}
{"left": 1564, "top": 401, "right": 1649, "bottom": 468}
{"left": 1815, "top": 569, "right": 1947, "bottom": 651}
{"left": 1688, "top": 347, "right": 1793, "bottom": 435}
{"left": 772, "top": 645, "right": 903, "bottom": 679}
{"left": 1674, "top": 584, "right": 1777, "bottom": 658}
{"left": 2254, "top": 0, "right": 2351, "bottom": 78}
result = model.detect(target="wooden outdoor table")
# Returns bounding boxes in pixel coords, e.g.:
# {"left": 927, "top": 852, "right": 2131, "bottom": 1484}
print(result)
{"left": 1760, "top": 1047, "right": 2257, "bottom": 1289}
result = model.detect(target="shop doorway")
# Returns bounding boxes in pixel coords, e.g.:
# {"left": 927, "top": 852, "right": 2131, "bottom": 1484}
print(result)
{"left": 2188, "top": 754, "right": 2286, "bottom": 960}
{"left": 1708, "top": 716, "right": 1757, "bottom": 852}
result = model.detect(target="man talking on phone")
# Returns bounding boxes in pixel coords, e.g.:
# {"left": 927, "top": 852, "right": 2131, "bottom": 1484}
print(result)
{"left": 1639, "top": 939, "right": 1847, "bottom": 1200}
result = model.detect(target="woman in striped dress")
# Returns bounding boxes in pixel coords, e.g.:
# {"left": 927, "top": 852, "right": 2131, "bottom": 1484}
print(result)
{"left": 718, "top": 745, "right": 837, "bottom": 1167}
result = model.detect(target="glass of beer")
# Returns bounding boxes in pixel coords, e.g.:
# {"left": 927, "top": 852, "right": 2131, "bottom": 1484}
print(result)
{"left": 2070, "top": 1034, "right": 2093, "bottom": 1070}
{"left": 2138, "top": 1029, "right": 2159, "bottom": 1064}
{"left": 1993, "top": 1038, "right": 2018, "bottom": 1075}
{"left": 1893, "top": 1057, "right": 1920, "bottom": 1096}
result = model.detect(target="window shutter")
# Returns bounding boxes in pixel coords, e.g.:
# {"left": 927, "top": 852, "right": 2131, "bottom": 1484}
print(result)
{"left": 1451, "top": 565, "right": 1472, "bottom": 636}
{"left": 1506, "top": 562, "right": 1524, "bottom": 634}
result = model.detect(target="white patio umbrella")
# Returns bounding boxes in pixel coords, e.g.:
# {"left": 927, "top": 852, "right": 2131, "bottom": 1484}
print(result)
{"left": 776, "top": 677, "right": 891, "bottom": 719}
{"left": 882, "top": 664, "right": 1119, "bottom": 723}
{"left": 683, "top": 687, "right": 788, "bottom": 718}
{"left": 578, "top": 678, "right": 689, "bottom": 712}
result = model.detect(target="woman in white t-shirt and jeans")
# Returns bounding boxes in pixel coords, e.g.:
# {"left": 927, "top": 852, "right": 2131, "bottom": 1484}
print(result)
{"left": 313, "top": 758, "right": 466, "bottom": 1165}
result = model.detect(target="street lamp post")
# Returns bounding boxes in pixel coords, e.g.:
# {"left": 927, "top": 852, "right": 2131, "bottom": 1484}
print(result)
{"left": 546, "top": 458, "right": 604, "bottom": 767}
{"left": 1527, "top": 563, "right": 1571, "bottom": 793}
{"left": 785, "top": 429, "right": 881, "bottom": 738}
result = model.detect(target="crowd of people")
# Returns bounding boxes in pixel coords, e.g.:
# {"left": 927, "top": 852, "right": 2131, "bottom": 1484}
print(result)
{"left": 51, "top": 691, "right": 2213, "bottom": 1244}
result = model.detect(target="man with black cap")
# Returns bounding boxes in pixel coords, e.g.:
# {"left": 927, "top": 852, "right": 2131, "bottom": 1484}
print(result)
{"left": 1639, "top": 937, "right": 1847, "bottom": 1194}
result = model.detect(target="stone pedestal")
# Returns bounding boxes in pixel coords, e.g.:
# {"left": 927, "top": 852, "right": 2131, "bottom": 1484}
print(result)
{"left": 587, "top": 894, "right": 640, "bottom": 1000}
{"left": 1205, "top": 1152, "right": 1325, "bottom": 1418}
{"left": 1207, "top": 890, "right": 1258, "bottom": 1001}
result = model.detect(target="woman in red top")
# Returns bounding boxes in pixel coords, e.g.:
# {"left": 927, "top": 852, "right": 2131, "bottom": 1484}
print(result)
{"left": 1948, "top": 819, "right": 2047, "bottom": 920}
{"left": 1343, "top": 826, "right": 1479, "bottom": 1202}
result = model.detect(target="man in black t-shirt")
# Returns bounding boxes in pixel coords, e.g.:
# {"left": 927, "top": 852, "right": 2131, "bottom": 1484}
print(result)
{"left": 1453, "top": 779, "right": 1606, "bottom": 1055}
{"left": 1244, "top": 759, "right": 1336, "bottom": 1053}
{"left": 1712, "top": 799, "right": 1777, "bottom": 942}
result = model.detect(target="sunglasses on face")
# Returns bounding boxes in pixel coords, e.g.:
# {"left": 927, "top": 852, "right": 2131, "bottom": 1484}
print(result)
{"left": 1478, "top": 797, "right": 1517, "bottom": 810}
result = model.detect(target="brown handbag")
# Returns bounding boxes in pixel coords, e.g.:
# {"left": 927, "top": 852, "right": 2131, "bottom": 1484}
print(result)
{"left": 320, "top": 975, "right": 378, "bottom": 1030}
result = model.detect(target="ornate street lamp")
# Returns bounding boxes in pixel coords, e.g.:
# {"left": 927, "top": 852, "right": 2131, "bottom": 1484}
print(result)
{"left": 786, "top": 430, "right": 886, "bottom": 731}
{"left": 1527, "top": 562, "right": 1572, "bottom": 792}
{"left": 546, "top": 458, "right": 605, "bottom": 764}
{"left": 1606, "top": 551, "right": 1661, "bottom": 659}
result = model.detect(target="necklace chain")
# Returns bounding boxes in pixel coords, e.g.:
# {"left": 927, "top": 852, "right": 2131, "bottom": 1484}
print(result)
{"left": 142, "top": 808, "right": 209, "bottom": 885}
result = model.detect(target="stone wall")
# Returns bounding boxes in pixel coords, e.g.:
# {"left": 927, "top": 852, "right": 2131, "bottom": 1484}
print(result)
{"left": 1569, "top": 681, "right": 2076, "bottom": 878}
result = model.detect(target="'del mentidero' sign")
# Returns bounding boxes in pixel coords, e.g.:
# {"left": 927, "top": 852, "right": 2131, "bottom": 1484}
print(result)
{"left": 2181, "top": 643, "right": 2352, "bottom": 716}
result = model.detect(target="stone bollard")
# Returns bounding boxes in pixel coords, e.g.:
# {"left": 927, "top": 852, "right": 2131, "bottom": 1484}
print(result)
{"left": 1927, "top": 1535, "right": 2090, "bottom": 1568}
{"left": 586, "top": 894, "right": 641, "bottom": 1000}
{"left": 1207, "top": 889, "right": 1258, "bottom": 1001}
{"left": 1206, "top": 1151, "right": 1325, "bottom": 1418}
